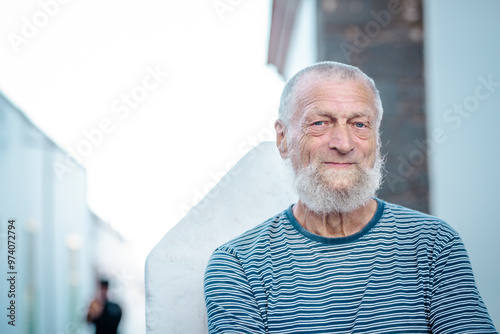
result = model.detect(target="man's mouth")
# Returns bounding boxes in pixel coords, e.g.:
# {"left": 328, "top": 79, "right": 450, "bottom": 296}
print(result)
{"left": 323, "top": 162, "right": 355, "bottom": 168}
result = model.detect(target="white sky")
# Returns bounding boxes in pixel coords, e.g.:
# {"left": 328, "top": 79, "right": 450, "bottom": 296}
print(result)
{"left": 0, "top": 0, "right": 284, "bottom": 262}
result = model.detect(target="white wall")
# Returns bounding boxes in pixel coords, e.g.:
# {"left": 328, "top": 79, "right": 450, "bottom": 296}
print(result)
{"left": 425, "top": 0, "right": 500, "bottom": 328}
{"left": 283, "top": 0, "right": 317, "bottom": 79}
{"left": 0, "top": 95, "right": 94, "bottom": 334}
{"left": 146, "top": 142, "right": 297, "bottom": 333}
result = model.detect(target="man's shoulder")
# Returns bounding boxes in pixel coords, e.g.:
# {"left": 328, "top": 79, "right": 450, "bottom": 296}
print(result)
{"left": 381, "top": 200, "right": 459, "bottom": 238}
{"left": 215, "top": 207, "right": 291, "bottom": 256}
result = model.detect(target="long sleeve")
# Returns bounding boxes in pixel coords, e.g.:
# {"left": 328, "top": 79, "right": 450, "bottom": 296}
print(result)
{"left": 204, "top": 248, "right": 266, "bottom": 334}
{"left": 429, "top": 234, "right": 498, "bottom": 333}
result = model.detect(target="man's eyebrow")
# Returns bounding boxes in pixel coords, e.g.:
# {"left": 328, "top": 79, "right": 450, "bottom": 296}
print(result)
{"left": 306, "top": 109, "right": 374, "bottom": 119}
{"left": 312, "top": 110, "right": 333, "bottom": 118}
{"left": 349, "top": 110, "right": 373, "bottom": 119}
{"left": 302, "top": 110, "right": 331, "bottom": 121}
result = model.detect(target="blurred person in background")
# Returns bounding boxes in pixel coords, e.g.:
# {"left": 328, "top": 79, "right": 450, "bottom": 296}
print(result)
{"left": 86, "top": 279, "right": 122, "bottom": 334}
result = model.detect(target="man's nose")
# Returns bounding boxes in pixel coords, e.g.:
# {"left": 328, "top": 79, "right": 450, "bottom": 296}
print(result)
{"left": 327, "top": 124, "right": 353, "bottom": 154}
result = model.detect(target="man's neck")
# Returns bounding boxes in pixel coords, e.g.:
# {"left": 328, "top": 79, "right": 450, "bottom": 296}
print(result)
{"left": 292, "top": 198, "right": 378, "bottom": 238}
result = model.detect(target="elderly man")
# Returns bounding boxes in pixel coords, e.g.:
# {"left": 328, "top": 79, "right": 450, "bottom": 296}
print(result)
{"left": 204, "top": 62, "right": 497, "bottom": 333}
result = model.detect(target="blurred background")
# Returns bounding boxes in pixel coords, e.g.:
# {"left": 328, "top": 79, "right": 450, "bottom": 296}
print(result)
{"left": 1, "top": 0, "right": 499, "bottom": 332}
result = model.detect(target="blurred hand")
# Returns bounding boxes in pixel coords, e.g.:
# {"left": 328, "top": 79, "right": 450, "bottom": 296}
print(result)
{"left": 86, "top": 299, "right": 104, "bottom": 322}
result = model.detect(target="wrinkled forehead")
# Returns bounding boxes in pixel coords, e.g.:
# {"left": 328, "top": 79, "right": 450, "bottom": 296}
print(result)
{"left": 291, "top": 75, "right": 377, "bottom": 122}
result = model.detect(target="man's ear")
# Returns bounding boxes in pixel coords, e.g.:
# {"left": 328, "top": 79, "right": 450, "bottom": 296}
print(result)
{"left": 275, "top": 120, "right": 289, "bottom": 159}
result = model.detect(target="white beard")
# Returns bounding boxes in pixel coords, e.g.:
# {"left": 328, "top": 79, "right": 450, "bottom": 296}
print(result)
{"left": 286, "top": 150, "right": 384, "bottom": 214}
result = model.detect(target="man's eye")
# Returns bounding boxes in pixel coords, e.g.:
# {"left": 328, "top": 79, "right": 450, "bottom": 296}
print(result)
{"left": 355, "top": 122, "right": 366, "bottom": 128}
{"left": 313, "top": 121, "right": 325, "bottom": 126}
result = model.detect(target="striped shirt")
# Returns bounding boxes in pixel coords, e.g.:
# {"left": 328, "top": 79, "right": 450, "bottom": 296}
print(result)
{"left": 204, "top": 198, "right": 497, "bottom": 333}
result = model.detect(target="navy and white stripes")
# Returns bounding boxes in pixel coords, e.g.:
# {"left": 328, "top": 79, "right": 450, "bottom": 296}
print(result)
{"left": 204, "top": 199, "right": 497, "bottom": 333}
